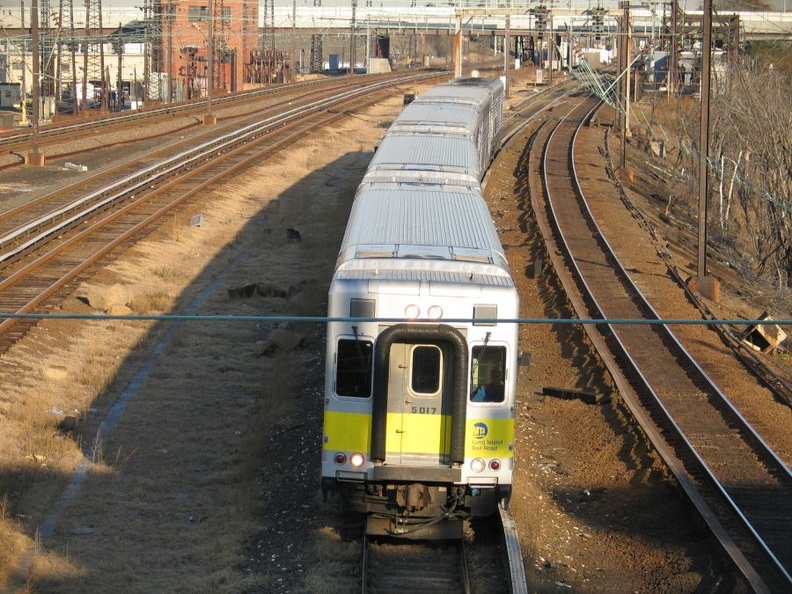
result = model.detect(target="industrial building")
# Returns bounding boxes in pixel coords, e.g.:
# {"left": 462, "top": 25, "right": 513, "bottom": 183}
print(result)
{"left": 1, "top": 1, "right": 790, "bottom": 124}
{"left": 0, "top": 1, "right": 267, "bottom": 118}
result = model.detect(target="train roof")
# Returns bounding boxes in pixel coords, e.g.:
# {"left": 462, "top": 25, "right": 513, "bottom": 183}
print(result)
{"left": 336, "top": 187, "right": 510, "bottom": 281}
{"left": 445, "top": 77, "right": 505, "bottom": 94}
{"left": 366, "top": 133, "right": 480, "bottom": 176}
{"left": 358, "top": 171, "right": 481, "bottom": 191}
{"left": 447, "top": 77, "right": 501, "bottom": 86}
{"left": 393, "top": 102, "right": 483, "bottom": 131}
{"left": 415, "top": 85, "right": 493, "bottom": 106}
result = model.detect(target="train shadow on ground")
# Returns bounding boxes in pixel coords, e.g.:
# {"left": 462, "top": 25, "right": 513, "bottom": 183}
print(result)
{"left": 1, "top": 148, "right": 375, "bottom": 591}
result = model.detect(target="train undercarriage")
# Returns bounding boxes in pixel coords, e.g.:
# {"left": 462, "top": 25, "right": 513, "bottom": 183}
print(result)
{"left": 324, "top": 478, "right": 511, "bottom": 539}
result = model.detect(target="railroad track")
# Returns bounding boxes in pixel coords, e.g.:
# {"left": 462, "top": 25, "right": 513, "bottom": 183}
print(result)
{"left": 0, "top": 74, "right": 406, "bottom": 158}
{"left": 361, "top": 503, "right": 526, "bottom": 593}
{"left": 0, "top": 76, "right": 431, "bottom": 253}
{"left": 531, "top": 94, "right": 791, "bottom": 592}
{"left": 363, "top": 532, "right": 469, "bottom": 593}
{"left": 599, "top": 129, "right": 792, "bottom": 410}
{"left": 0, "top": 72, "right": 444, "bottom": 353}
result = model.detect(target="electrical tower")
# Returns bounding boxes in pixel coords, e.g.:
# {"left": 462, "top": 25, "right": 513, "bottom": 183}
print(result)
{"left": 213, "top": 0, "right": 227, "bottom": 92}
{"left": 143, "top": 0, "right": 169, "bottom": 102}
{"left": 263, "top": 0, "right": 274, "bottom": 50}
{"left": 39, "top": 0, "right": 55, "bottom": 99}
{"left": 310, "top": 0, "right": 323, "bottom": 73}
{"left": 83, "top": 0, "right": 106, "bottom": 110}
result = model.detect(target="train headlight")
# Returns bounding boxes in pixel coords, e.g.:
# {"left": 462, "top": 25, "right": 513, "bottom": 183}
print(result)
{"left": 470, "top": 458, "right": 486, "bottom": 473}
{"left": 333, "top": 453, "right": 347, "bottom": 465}
{"left": 349, "top": 452, "right": 366, "bottom": 468}
{"left": 489, "top": 459, "right": 501, "bottom": 471}
{"left": 404, "top": 304, "right": 420, "bottom": 320}
{"left": 427, "top": 305, "right": 443, "bottom": 320}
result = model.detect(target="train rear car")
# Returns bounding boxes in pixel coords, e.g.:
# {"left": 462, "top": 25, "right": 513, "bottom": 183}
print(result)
{"left": 322, "top": 186, "right": 519, "bottom": 535}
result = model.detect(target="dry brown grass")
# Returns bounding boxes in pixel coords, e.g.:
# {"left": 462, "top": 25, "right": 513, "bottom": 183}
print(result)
{"left": 128, "top": 290, "right": 176, "bottom": 314}
{"left": 0, "top": 90, "right": 410, "bottom": 592}
{"left": 28, "top": 551, "right": 87, "bottom": 590}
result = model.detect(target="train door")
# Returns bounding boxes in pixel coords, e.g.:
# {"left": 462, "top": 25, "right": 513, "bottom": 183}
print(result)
{"left": 385, "top": 342, "right": 452, "bottom": 466}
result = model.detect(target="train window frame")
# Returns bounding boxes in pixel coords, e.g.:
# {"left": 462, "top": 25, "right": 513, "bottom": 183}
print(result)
{"left": 335, "top": 338, "right": 373, "bottom": 398}
{"left": 409, "top": 344, "right": 443, "bottom": 398}
{"left": 470, "top": 344, "right": 506, "bottom": 403}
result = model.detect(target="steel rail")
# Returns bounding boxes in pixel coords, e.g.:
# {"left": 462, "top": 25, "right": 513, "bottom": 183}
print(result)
{"left": 0, "top": 73, "right": 438, "bottom": 265}
{"left": 568, "top": 111, "right": 792, "bottom": 487}
{"left": 599, "top": 132, "right": 792, "bottom": 410}
{"left": 539, "top": 96, "right": 791, "bottom": 592}
{"left": 0, "top": 72, "right": 443, "bottom": 349}
{"left": 361, "top": 531, "right": 471, "bottom": 593}
{"left": 0, "top": 74, "right": 409, "bottom": 149}
{"left": 498, "top": 502, "right": 528, "bottom": 594}
{"left": 0, "top": 79, "right": 397, "bottom": 247}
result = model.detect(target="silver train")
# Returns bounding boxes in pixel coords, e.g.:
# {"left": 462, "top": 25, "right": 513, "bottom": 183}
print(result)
{"left": 321, "top": 77, "right": 518, "bottom": 536}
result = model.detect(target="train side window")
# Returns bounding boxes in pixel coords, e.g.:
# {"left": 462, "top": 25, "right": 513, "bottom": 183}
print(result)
{"left": 336, "top": 339, "right": 373, "bottom": 397}
{"left": 470, "top": 345, "right": 506, "bottom": 403}
{"left": 411, "top": 345, "right": 442, "bottom": 395}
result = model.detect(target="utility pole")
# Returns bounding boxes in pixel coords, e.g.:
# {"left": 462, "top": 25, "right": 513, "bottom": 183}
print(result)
{"left": 167, "top": 2, "right": 173, "bottom": 101}
{"left": 27, "top": 0, "right": 44, "bottom": 166}
{"left": 454, "top": 13, "right": 462, "bottom": 78}
{"left": 117, "top": 22, "right": 123, "bottom": 111}
{"left": 548, "top": 15, "right": 553, "bottom": 85}
{"left": 618, "top": 1, "right": 627, "bottom": 171}
{"left": 669, "top": 0, "right": 677, "bottom": 96}
{"left": 504, "top": 15, "right": 510, "bottom": 98}
{"left": 697, "top": 0, "right": 712, "bottom": 282}
{"left": 56, "top": 0, "right": 64, "bottom": 110}
{"left": 69, "top": 0, "right": 77, "bottom": 115}
{"left": 349, "top": 0, "right": 356, "bottom": 74}
{"left": 20, "top": 0, "right": 29, "bottom": 126}
{"left": 204, "top": 0, "right": 217, "bottom": 124}
{"left": 624, "top": 5, "right": 631, "bottom": 137}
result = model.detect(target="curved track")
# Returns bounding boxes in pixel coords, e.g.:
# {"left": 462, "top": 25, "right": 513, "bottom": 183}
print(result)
{"left": 533, "top": 94, "right": 791, "bottom": 592}
{"left": 0, "top": 72, "right": 443, "bottom": 353}
{"left": 599, "top": 129, "right": 792, "bottom": 410}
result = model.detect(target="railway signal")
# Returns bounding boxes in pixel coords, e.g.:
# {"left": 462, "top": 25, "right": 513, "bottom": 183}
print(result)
{"left": 590, "top": 4, "right": 607, "bottom": 41}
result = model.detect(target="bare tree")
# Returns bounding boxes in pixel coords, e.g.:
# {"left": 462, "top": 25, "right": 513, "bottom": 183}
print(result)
{"left": 711, "top": 57, "right": 792, "bottom": 285}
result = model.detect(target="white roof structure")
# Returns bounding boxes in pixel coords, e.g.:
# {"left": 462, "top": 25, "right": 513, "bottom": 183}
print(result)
{"left": 336, "top": 187, "right": 510, "bottom": 283}
{"left": 364, "top": 133, "right": 481, "bottom": 183}
{"left": 391, "top": 102, "right": 482, "bottom": 137}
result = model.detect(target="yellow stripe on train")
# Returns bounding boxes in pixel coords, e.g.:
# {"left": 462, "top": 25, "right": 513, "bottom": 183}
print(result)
{"left": 323, "top": 411, "right": 514, "bottom": 458}
{"left": 384, "top": 412, "right": 453, "bottom": 454}
{"left": 323, "top": 411, "right": 371, "bottom": 452}
{"left": 323, "top": 410, "right": 452, "bottom": 455}
{"left": 466, "top": 417, "right": 514, "bottom": 458}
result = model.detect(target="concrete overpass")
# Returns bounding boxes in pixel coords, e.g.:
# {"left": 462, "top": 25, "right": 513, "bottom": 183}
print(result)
{"left": 269, "top": 4, "right": 792, "bottom": 40}
{"left": 1, "top": 3, "right": 791, "bottom": 40}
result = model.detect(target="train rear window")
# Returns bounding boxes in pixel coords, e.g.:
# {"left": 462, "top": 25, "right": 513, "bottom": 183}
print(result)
{"left": 336, "top": 339, "right": 373, "bottom": 397}
{"left": 411, "top": 345, "right": 442, "bottom": 395}
{"left": 470, "top": 345, "right": 506, "bottom": 403}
